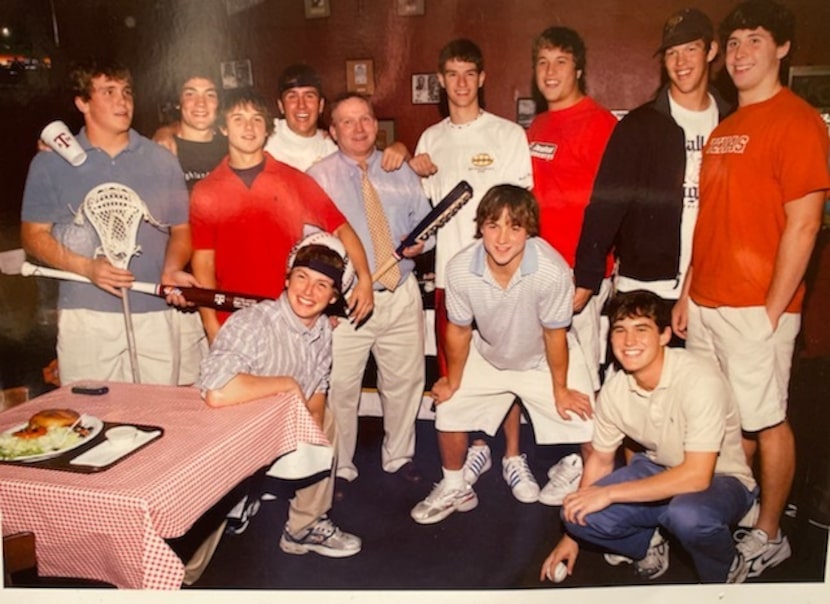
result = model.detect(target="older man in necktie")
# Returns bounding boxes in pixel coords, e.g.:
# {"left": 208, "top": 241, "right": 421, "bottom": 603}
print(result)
{"left": 307, "top": 93, "right": 434, "bottom": 495}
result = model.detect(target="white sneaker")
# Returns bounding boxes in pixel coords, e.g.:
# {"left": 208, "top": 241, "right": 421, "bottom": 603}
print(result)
{"left": 279, "top": 516, "right": 361, "bottom": 558}
{"left": 539, "top": 453, "right": 583, "bottom": 506}
{"left": 501, "top": 454, "right": 540, "bottom": 503}
{"left": 604, "top": 530, "right": 669, "bottom": 580}
{"left": 410, "top": 480, "right": 479, "bottom": 525}
{"left": 462, "top": 444, "right": 492, "bottom": 485}
{"left": 727, "top": 528, "right": 791, "bottom": 583}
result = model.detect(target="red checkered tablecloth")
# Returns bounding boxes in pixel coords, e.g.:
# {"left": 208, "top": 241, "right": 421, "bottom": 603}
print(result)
{"left": 0, "top": 381, "right": 329, "bottom": 589}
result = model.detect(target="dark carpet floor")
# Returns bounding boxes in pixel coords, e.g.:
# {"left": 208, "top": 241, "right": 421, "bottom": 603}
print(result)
{"left": 189, "top": 399, "right": 829, "bottom": 591}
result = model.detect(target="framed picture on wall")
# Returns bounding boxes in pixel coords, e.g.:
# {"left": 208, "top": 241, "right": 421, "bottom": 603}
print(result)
{"left": 304, "top": 0, "right": 330, "bottom": 19}
{"left": 789, "top": 65, "right": 830, "bottom": 111}
{"left": 220, "top": 59, "right": 253, "bottom": 89}
{"left": 346, "top": 59, "right": 375, "bottom": 95}
{"left": 397, "top": 0, "right": 425, "bottom": 16}
{"left": 412, "top": 73, "right": 440, "bottom": 104}
{"left": 516, "top": 98, "right": 536, "bottom": 128}
{"left": 376, "top": 119, "right": 395, "bottom": 150}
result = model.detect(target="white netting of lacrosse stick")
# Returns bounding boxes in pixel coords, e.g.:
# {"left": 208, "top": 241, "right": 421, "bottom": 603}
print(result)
{"left": 73, "top": 182, "right": 165, "bottom": 269}
{"left": 73, "top": 182, "right": 164, "bottom": 383}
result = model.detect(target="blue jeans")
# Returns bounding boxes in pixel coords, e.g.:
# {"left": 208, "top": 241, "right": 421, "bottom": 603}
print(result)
{"left": 563, "top": 454, "right": 756, "bottom": 582}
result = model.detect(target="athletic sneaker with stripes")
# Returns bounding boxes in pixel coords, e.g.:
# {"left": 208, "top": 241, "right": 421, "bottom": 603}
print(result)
{"left": 726, "top": 528, "right": 792, "bottom": 583}
{"left": 410, "top": 479, "right": 479, "bottom": 524}
{"left": 501, "top": 454, "right": 540, "bottom": 503}
{"left": 278, "top": 516, "right": 362, "bottom": 558}
{"left": 462, "top": 444, "right": 492, "bottom": 485}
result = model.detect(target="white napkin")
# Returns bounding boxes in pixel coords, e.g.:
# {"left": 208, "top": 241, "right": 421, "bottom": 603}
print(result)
{"left": 70, "top": 429, "right": 161, "bottom": 468}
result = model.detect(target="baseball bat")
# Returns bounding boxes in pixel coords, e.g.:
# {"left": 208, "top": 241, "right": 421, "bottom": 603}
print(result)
{"left": 371, "top": 180, "right": 473, "bottom": 282}
{"left": 19, "top": 261, "right": 269, "bottom": 312}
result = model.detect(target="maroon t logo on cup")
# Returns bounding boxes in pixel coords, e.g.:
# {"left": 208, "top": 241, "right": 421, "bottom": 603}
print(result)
{"left": 40, "top": 120, "right": 88, "bottom": 167}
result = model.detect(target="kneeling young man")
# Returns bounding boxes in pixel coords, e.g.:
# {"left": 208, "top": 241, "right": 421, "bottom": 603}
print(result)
{"left": 198, "top": 232, "right": 361, "bottom": 558}
{"left": 411, "top": 184, "right": 594, "bottom": 524}
{"left": 541, "top": 290, "right": 756, "bottom": 583}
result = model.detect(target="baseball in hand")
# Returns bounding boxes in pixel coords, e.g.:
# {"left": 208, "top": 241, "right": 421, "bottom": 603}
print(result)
{"left": 547, "top": 561, "right": 568, "bottom": 583}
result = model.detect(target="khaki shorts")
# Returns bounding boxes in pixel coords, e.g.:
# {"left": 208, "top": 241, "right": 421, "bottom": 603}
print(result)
{"left": 686, "top": 301, "right": 800, "bottom": 432}
{"left": 58, "top": 307, "right": 190, "bottom": 386}
{"left": 435, "top": 334, "right": 594, "bottom": 445}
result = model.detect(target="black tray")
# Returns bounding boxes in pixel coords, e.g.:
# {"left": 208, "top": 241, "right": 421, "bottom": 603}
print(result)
{"left": 0, "top": 422, "right": 164, "bottom": 473}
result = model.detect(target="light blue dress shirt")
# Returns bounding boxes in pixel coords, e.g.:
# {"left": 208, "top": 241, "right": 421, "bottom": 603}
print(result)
{"left": 307, "top": 149, "right": 434, "bottom": 290}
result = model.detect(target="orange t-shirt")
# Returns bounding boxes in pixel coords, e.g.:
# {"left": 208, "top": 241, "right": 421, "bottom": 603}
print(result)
{"left": 691, "top": 88, "right": 830, "bottom": 313}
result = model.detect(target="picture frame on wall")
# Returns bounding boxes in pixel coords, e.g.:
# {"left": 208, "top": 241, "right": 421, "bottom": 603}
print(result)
{"left": 516, "top": 98, "right": 536, "bottom": 128}
{"left": 788, "top": 65, "right": 830, "bottom": 111}
{"left": 397, "top": 0, "right": 425, "bottom": 16}
{"left": 304, "top": 0, "right": 330, "bottom": 19}
{"left": 412, "top": 73, "right": 440, "bottom": 104}
{"left": 376, "top": 119, "right": 396, "bottom": 150}
{"left": 346, "top": 59, "right": 375, "bottom": 95}
{"left": 220, "top": 59, "right": 253, "bottom": 90}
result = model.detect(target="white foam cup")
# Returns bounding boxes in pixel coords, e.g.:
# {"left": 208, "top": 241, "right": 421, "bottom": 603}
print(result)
{"left": 105, "top": 425, "right": 138, "bottom": 447}
{"left": 40, "top": 120, "right": 88, "bottom": 166}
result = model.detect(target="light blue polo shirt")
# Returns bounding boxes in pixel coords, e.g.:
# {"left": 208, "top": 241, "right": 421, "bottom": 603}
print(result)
{"left": 21, "top": 128, "right": 189, "bottom": 313}
{"left": 445, "top": 237, "right": 573, "bottom": 371}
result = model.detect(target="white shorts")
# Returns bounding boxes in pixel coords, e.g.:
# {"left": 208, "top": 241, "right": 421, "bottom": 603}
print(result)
{"left": 571, "top": 277, "right": 612, "bottom": 392}
{"left": 686, "top": 301, "right": 800, "bottom": 432}
{"left": 58, "top": 307, "right": 186, "bottom": 385}
{"left": 435, "top": 334, "right": 594, "bottom": 444}
{"left": 173, "top": 309, "right": 208, "bottom": 386}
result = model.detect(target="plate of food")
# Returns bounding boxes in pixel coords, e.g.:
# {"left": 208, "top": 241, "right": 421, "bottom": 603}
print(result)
{"left": 0, "top": 409, "right": 103, "bottom": 463}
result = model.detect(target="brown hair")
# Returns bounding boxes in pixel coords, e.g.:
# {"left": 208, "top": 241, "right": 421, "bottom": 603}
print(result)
{"left": 289, "top": 244, "right": 346, "bottom": 295}
{"left": 219, "top": 88, "right": 275, "bottom": 136}
{"left": 475, "top": 185, "right": 540, "bottom": 238}
{"left": 69, "top": 58, "right": 132, "bottom": 101}
{"left": 606, "top": 290, "right": 672, "bottom": 332}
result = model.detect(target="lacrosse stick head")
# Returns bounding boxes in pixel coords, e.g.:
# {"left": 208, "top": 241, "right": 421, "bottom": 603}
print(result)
{"left": 78, "top": 183, "right": 153, "bottom": 269}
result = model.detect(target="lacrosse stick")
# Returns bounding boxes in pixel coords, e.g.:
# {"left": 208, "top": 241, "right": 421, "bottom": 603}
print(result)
{"left": 75, "top": 182, "right": 163, "bottom": 383}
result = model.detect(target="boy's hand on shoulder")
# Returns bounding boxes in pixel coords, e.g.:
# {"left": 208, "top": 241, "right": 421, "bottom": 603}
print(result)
{"left": 380, "top": 141, "right": 411, "bottom": 172}
{"left": 408, "top": 153, "right": 438, "bottom": 177}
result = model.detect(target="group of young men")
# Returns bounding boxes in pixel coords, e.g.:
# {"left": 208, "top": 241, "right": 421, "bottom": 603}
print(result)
{"left": 19, "top": 0, "right": 829, "bottom": 586}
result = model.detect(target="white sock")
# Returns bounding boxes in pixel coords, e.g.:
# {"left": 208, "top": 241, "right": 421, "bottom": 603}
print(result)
{"left": 442, "top": 467, "right": 465, "bottom": 489}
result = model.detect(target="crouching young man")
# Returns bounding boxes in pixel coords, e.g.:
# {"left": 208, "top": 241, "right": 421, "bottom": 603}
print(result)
{"left": 411, "top": 184, "right": 595, "bottom": 524}
{"left": 197, "top": 231, "right": 361, "bottom": 558}
{"left": 541, "top": 290, "right": 757, "bottom": 583}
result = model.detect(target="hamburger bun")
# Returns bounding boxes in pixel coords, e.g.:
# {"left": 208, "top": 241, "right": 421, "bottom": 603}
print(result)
{"left": 28, "top": 408, "right": 80, "bottom": 430}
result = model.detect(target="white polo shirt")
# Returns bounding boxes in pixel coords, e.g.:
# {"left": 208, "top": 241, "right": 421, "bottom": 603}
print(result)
{"left": 594, "top": 347, "right": 756, "bottom": 491}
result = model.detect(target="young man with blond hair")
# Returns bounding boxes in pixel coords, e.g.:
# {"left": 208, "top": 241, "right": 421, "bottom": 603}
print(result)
{"left": 526, "top": 26, "right": 617, "bottom": 505}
